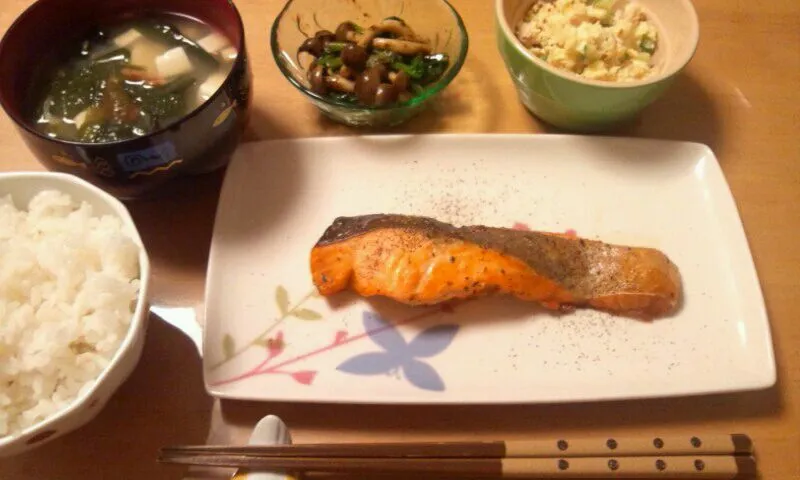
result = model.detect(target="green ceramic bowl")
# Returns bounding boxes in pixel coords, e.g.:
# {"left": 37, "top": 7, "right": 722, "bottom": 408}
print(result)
{"left": 271, "top": 0, "right": 468, "bottom": 128}
{"left": 496, "top": 0, "right": 699, "bottom": 132}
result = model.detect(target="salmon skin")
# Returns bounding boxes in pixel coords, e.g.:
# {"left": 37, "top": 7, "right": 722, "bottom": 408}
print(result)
{"left": 310, "top": 214, "right": 682, "bottom": 318}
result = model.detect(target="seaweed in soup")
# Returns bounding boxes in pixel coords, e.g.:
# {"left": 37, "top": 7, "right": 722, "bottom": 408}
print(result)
{"left": 32, "top": 14, "right": 238, "bottom": 143}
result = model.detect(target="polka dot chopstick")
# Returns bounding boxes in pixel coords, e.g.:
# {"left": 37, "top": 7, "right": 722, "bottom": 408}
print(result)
{"left": 159, "top": 434, "right": 756, "bottom": 479}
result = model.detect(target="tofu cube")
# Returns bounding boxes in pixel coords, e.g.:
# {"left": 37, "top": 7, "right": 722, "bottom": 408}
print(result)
{"left": 198, "top": 72, "right": 226, "bottom": 102}
{"left": 197, "top": 32, "right": 230, "bottom": 54}
{"left": 220, "top": 46, "right": 238, "bottom": 62}
{"left": 113, "top": 29, "right": 143, "bottom": 48}
{"left": 156, "top": 46, "right": 193, "bottom": 79}
{"left": 73, "top": 109, "right": 89, "bottom": 130}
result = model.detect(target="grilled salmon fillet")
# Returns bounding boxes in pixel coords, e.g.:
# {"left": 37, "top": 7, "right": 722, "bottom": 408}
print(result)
{"left": 310, "top": 215, "right": 682, "bottom": 317}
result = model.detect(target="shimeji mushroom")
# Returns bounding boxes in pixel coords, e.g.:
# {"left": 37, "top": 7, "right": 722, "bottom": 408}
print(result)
{"left": 308, "top": 65, "right": 328, "bottom": 94}
{"left": 308, "top": 64, "right": 356, "bottom": 95}
{"left": 325, "top": 74, "right": 355, "bottom": 93}
{"left": 354, "top": 65, "right": 386, "bottom": 104}
{"left": 388, "top": 70, "right": 410, "bottom": 91}
{"left": 372, "top": 37, "right": 431, "bottom": 56}
{"left": 340, "top": 43, "right": 368, "bottom": 71}
{"left": 352, "top": 17, "right": 430, "bottom": 47}
{"left": 339, "top": 65, "right": 355, "bottom": 79}
{"left": 335, "top": 22, "right": 358, "bottom": 42}
{"left": 298, "top": 30, "right": 336, "bottom": 57}
{"left": 373, "top": 18, "right": 429, "bottom": 44}
{"left": 298, "top": 18, "right": 446, "bottom": 107}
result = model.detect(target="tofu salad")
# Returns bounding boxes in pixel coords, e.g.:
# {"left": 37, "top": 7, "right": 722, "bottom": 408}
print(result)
{"left": 515, "top": 0, "right": 659, "bottom": 82}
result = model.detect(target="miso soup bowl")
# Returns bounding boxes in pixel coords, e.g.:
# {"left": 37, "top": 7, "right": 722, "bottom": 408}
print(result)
{"left": 0, "top": 0, "right": 252, "bottom": 199}
{"left": 496, "top": 0, "right": 699, "bottom": 132}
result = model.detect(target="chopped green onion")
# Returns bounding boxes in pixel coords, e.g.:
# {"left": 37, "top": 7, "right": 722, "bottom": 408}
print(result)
{"left": 639, "top": 37, "right": 656, "bottom": 54}
{"left": 367, "top": 49, "right": 400, "bottom": 67}
{"left": 317, "top": 55, "right": 343, "bottom": 69}
{"left": 392, "top": 56, "right": 425, "bottom": 80}
{"left": 324, "top": 42, "right": 347, "bottom": 53}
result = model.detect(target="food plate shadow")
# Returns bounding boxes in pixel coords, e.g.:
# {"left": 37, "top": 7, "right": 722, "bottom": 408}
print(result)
{"left": 1, "top": 317, "right": 212, "bottom": 479}
{"left": 241, "top": 106, "right": 293, "bottom": 143}
{"left": 128, "top": 169, "right": 225, "bottom": 271}
{"left": 536, "top": 71, "right": 723, "bottom": 158}
{"left": 625, "top": 71, "right": 723, "bottom": 159}
{"left": 359, "top": 294, "right": 564, "bottom": 332}
{"left": 212, "top": 140, "right": 306, "bottom": 244}
{"left": 219, "top": 385, "right": 781, "bottom": 437}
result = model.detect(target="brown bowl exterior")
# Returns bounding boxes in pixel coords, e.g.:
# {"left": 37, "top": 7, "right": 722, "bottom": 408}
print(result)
{"left": 0, "top": 0, "right": 252, "bottom": 199}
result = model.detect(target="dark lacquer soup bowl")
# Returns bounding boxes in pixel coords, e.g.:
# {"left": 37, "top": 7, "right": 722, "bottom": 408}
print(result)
{"left": 0, "top": 0, "right": 252, "bottom": 199}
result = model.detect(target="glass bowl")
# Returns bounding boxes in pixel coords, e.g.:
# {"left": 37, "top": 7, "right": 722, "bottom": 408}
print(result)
{"left": 271, "top": 0, "right": 468, "bottom": 128}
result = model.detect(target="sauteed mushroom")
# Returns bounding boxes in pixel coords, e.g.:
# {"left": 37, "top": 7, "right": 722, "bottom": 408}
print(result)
{"left": 335, "top": 21, "right": 357, "bottom": 42}
{"left": 389, "top": 70, "right": 410, "bottom": 92}
{"left": 297, "top": 17, "right": 449, "bottom": 107}
{"left": 372, "top": 38, "right": 431, "bottom": 56}
{"left": 374, "top": 83, "right": 399, "bottom": 106}
{"left": 325, "top": 74, "right": 355, "bottom": 93}
{"left": 308, "top": 64, "right": 327, "bottom": 94}
{"left": 354, "top": 65, "right": 385, "bottom": 104}
{"left": 341, "top": 43, "right": 368, "bottom": 70}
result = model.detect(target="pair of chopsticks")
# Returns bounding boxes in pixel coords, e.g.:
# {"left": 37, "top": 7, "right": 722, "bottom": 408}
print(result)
{"left": 159, "top": 434, "right": 756, "bottom": 478}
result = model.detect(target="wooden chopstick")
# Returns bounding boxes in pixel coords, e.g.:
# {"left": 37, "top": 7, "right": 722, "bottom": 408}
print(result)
{"left": 159, "top": 454, "right": 756, "bottom": 478}
{"left": 161, "top": 434, "right": 753, "bottom": 459}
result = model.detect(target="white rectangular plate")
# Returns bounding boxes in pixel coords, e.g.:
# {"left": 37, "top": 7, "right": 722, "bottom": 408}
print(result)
{"left": 204, "top": 134, "right": 775, "bottom": 404}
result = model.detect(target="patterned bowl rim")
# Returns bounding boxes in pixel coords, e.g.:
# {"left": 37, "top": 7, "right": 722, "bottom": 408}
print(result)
{"left": 0, "top": 171, "right": 151, "bottom": 452}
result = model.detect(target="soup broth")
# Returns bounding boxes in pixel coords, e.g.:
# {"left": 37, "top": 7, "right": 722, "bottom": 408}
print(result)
{"left": 33, "top": 14, "right": 238, "bottom": 143}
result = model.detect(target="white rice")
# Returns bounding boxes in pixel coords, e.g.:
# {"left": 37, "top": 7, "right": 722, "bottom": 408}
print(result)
{"left": 0, "top": 190, "right": 140, "bottom": 438}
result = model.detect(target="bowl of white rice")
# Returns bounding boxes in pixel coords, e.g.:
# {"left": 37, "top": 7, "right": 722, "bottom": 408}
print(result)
{"left": 495, "top": 0, "right": 699, "bottom": 131}
{"left": 0, "top": 171, "right": 150, "bottom": 456}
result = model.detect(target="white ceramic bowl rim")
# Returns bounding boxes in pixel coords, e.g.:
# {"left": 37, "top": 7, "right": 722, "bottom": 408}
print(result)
{"left": 495, "top": 0, "right": 700, "bottom": 89}
{"left": 0, "top": 171, "right": 151, "bottom": 449}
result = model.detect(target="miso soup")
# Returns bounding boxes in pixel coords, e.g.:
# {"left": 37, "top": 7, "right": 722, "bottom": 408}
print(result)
{"left": 33, "top": 14, "right": 238, "bottom": 143}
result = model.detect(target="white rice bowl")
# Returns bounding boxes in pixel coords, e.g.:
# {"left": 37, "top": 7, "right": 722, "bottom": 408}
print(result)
{"left": 0, "top": 189, "right": 141, "bottom": 439}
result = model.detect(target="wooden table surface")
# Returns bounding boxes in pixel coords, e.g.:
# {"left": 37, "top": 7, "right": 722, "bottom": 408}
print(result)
{"left": 1, "top": 0, "right": 798, "bottom": 478}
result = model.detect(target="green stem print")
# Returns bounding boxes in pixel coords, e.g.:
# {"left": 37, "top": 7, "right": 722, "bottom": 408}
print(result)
{"left": 210, "top": 286, "right": 321, "bottom": 371}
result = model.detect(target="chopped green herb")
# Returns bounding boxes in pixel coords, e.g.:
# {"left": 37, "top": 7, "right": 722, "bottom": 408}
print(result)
{"left": 324, "top": 42, "right": 347, "bottom": 53}
{"left": 392, "top": 54, "right": 449, "bottom": 83}
{"left": 366, "top": 49, "right": 400, "bottom": 68}
{"left": 392, "top": 56, "right": 425, "bottom": 79}
{"left": 639, "top": 37, "right": 656, "bottom": 54}
{"left": 316, "top": 54, "right": 343, "bottom": 69}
